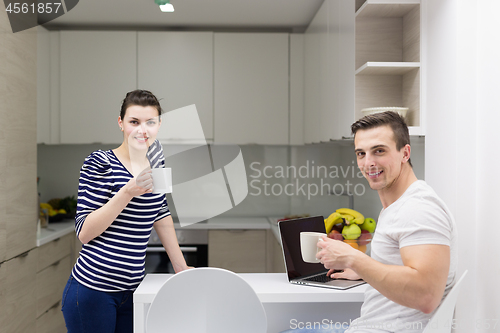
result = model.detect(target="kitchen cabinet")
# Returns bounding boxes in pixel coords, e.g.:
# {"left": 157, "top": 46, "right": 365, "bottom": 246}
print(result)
{"left": 36, "top": 233, "right": 73, "bottom": 333}
{"left": 303, "top": 0, "right": 355, "bottom": 143}
{"left": 59, "top": 31, "right": 137, "bottom": 144}
{"left": 0, "top": 249, "right": 37, "bottom": 333}
{"left": 355, "top": 0, "right": 422, "bottom": 135}
{"left": 37, "top": 28, "right": 61, "bottom": 144}
{"left": 303, "top": 0, "right": 325, "bottom": 144}
{"left": 214, "top": 33, "right": 289, "bottom": 145}
{"left": 138, "top": 32, "right": 214, "bottom": 142}
{"left": 271, "top": 232, "right": 286, "bottom": 273}
{"left": 290, "top": 34, "right": 305, "bottom": 145}
{"left": 208, "top": 229, "right": 268, "bottom": 273}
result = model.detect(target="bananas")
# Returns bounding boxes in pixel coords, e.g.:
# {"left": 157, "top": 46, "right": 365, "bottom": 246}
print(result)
{"left": 335, "top": 208, "right": 364, "bottom": 225}
{"left": 325, "top": 212, "right": 344, "bottom": 233}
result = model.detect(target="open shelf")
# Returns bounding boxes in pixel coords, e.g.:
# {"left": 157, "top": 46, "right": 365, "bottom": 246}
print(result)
{"left": 356, "top": 0, "right": 419, "bottom": 18}
{"left": 355, "top": 61, "right": 420, "bottom": 75}
{"left": 354, "top": 1, "right": 422, "bottom": 132}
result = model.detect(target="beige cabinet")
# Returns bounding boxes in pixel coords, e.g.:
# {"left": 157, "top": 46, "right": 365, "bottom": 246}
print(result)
{"left": 208, "top": 229, "right": 285, "bottom": 273}
{"left": 208, "top": 229, "right": 268, "bottom": 273}
{"left": 0, "top": 249, "right": 37, "bottom": 333}
{"left": 36, "top": 233, "right": 74, "bottom": 333}
{"left": 213, "top": 33, "right": 289, "bottom": 145}
{"left": 355, "top": 0, "right": 422, "bottom": 134}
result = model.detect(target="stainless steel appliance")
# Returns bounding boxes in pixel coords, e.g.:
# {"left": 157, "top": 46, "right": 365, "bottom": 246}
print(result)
{"left": 145, "top": 228, "right": 208, "bottom": 274}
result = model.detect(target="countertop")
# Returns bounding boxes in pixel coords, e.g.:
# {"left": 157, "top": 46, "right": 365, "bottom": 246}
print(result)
{"left": 37, "top": 216, "right": 281, "bottom": 247}
{"left": 173, "top": 216, "right": 272, "bottom": 230}
{"left": 37, "top": 219, "right": 75, "bottom": 247}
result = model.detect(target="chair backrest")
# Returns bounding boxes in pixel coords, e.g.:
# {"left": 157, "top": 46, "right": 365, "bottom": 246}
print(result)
{"left": 146, "top": 267, "right": 267, "bottom": 333}
{"left": 422, "top": 270, "right": 468, "bottom": 333}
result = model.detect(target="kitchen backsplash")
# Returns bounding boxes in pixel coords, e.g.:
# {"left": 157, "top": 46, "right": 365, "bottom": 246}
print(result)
{"left": 37, "top": 138, "right": 424, "bottom": 220}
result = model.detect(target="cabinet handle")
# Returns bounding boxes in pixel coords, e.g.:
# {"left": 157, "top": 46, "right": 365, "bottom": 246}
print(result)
{"left": 228, "top": 229, "right": 246, "bottom": 233}
{"left": 51, "top": 260, "right": 61, "bottom": 267}
{"left": 18, "top": 251, "right": 30, "bottom": 258}
{"left": 48, "top": 300, "right": 61, "bottom": 311}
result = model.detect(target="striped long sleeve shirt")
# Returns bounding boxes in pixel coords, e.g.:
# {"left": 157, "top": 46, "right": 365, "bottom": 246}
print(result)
{"left": 72, "top": 149, "right": 170, "bottom": 292}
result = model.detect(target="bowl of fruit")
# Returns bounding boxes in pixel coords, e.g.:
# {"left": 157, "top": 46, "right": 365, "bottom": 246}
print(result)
{"left": 324, "top": 208, "right": 376, "bottom": 255}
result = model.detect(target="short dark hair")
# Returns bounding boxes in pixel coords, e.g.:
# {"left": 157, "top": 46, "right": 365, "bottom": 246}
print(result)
{"left": 120, "top": 90, "right": 163, "bottom": 120}
{"left": 351, "top": 111, "right": 412, "bottom": 167}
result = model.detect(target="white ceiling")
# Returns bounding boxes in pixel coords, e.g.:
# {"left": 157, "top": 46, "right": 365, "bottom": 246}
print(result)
{"left": 44, "top": 0, "right": 324, "bottom": 32}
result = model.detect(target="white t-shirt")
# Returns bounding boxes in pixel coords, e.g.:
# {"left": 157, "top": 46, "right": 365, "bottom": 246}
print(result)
{"left": 346, "top": 180, "right": 458, "bottom": 333}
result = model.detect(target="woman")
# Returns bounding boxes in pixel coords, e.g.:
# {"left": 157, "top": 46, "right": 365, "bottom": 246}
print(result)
{"left": 61, "top": 90, "right": 190, "bottom": 332}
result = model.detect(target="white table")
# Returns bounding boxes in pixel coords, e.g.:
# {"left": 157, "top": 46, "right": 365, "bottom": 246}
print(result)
{"left": 134, "top": 273, "right": 366, "bottom": 333}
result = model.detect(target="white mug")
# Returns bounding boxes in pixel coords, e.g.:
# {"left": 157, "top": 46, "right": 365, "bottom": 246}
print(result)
{"left": 152, "top": 168, "right": 172, "bottom": 193}
{"left": 300, "top": 232, "right": 327, "bottom": 263}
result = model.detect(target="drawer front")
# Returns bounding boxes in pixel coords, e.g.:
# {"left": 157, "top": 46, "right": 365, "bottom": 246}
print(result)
{"left": 1, "top": 249, "right": 37, "bottom": 333}
{"left": 208, "top": 229, "right": 267, "bottom": 273}
{"left": 37, "top": 255, "right": 71, "bottom": 318}
{"left": 37, "top": 233, "right": 72, "bottom": 272}
{"left": 36, "top": 300, "right": 66, "bottom": 333}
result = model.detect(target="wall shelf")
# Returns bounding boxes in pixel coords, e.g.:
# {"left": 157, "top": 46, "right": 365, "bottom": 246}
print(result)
{"left": 355, "top": 0, "right": 422, "bottom": 130}
{"left": 356, "top": 0, "right": 419, "bottom": 18}
{"left": 355, "top": 61, "right": 420, "bottom": 75}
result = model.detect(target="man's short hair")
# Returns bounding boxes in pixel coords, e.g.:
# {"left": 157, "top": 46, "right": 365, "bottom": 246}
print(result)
{"left": 351, "top": 111, "right": 412, "bottom": 167}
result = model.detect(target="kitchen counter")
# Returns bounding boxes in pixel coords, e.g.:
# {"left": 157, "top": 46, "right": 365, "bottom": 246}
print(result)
{"left": 37, "top": 219, "right": 75, "bottom": 247}
{"left": 36, "top": 216, "right": 278, "bottom": 246}
{"left": 173, "top": 217, "right": 272, "bottom": 230}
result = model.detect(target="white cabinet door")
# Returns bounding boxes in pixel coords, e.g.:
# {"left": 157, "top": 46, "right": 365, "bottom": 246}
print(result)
{"left": 138, "top": 32, "right": 214, "bottom": 142}
{"left": 328, "top": 0, "right": 355, "bottom": 140}
{"left": 304, "top": 0, "right": 355, "bottom": 143}
{"left": 37, "top": 26, "right": 51, "bottom": 144}
{"left": 59, "top": 31, "right": 137, "bottom": 144}
{"left": 214, "top": 33, "right": 289, "bottom": 145}
{"left": 304, "top": 2, "right": 326, "bottom": 144}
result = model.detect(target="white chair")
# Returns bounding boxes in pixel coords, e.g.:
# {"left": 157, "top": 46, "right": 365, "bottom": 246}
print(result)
{"left": 422, "top": 270, "right": 468, "bottom": 333}
{"left": 145, "top": 267, "right": 267, "bottom": 333}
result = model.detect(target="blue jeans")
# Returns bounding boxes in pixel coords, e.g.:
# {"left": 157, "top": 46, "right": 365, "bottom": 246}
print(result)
{"left": 61, "top": 275, "right": 134, "bottom": 333}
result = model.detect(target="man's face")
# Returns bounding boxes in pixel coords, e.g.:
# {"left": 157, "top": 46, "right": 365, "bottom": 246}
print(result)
{"left": 354, "top": 125, "right": 408, "bottom": 192}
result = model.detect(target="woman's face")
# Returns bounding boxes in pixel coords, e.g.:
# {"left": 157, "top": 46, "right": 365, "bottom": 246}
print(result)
{"left": 118, "top": 105, "right": 161, "bottom": 151}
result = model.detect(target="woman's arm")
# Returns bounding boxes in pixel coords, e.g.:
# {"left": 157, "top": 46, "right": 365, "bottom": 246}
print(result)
{"left": 78, "top": 168, "right": 153, "bottom": 244}
{"left": 153, "top": 215, "right": 190, "bottom": 273}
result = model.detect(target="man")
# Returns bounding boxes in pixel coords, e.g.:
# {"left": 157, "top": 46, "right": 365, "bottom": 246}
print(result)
{"left": 315, "top": 111, "right": 458, "bottom": 332}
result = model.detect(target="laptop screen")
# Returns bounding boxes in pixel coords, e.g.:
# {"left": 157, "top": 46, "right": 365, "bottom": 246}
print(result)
{"left": 279, "top": 216, "right": 327, "bottom": 281}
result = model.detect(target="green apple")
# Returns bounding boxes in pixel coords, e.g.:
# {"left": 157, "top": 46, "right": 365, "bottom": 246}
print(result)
{"left": 360, "top": 218, "right": 376, "bottom": 233}
{"left": 342, "top": 224, "right": 361, "bottom": 240}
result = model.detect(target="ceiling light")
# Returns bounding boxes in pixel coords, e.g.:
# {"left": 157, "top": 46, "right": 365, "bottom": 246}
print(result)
{"left": 155, "top": 0, "right": 174, "bottom": 12}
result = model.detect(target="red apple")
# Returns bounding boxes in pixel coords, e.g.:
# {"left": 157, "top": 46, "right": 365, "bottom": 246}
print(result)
{"left": 328, "top": 230, "right": 344, "bottom": 241}
{"left": 358, "top": 230, "right": 373, "bottom": 246}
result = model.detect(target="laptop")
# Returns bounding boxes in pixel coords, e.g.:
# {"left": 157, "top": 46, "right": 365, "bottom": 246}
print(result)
{"left": 278, "top": 215, "right": 366, "bottom": 290}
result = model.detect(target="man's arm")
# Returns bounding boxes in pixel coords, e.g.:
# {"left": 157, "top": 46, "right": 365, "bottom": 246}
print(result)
{"left": 318, "top": 237, "right": 450, "bottom": 314}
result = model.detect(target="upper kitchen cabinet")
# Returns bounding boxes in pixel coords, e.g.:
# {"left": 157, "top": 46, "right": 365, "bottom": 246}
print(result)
{"left": 59, "top": 31, "right": 137, "bottom": 144}
{"left": 37, "top": 28, "right": 60, "bottom": 144}
{"left": 303, "top": 0, "right": 355, "bottom": 143}
{"left": 138, "top": 32, "right": 214, "bottom": 142}
{"left": 214, "top": 33, "right": 289, "bottom": 145}
{"left": 355, "top": 0, "right": 422, "bottom": 135}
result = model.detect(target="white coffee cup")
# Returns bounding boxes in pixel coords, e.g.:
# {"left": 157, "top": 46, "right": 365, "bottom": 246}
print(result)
{"left": 300, "top": 232, "right": 327, "bottom": 263}
{"left": 152, "top": 168, "right": 172, "bottom": 193}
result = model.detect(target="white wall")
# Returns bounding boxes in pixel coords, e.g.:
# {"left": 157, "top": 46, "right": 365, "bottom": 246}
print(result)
{"left": 424, "top": 0, "right": 500, "bottom": 331}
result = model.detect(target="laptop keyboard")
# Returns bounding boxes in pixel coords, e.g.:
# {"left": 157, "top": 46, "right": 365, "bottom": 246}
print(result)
{"left": 304, "top": 273, "right": 335, "bottom": 283}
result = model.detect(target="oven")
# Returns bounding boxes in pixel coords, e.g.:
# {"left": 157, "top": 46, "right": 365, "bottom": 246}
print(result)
{"left": 145, "top": 228, "right": 208, "bottom": 274}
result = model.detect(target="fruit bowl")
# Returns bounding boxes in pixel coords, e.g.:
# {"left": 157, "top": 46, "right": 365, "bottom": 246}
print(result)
{"left": 327, "top": 230, "right": 374, "bottom": 255}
